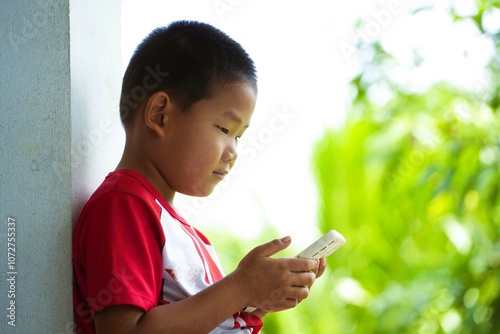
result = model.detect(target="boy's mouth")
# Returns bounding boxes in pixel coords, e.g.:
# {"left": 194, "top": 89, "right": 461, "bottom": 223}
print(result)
{"left": 213, "top": 170, "right": 228, "bottom": 179}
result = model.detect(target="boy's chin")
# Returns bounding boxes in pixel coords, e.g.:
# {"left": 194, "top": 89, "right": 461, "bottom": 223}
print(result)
{"left": 181, "top": 185, "right": 218, "bottom": 198}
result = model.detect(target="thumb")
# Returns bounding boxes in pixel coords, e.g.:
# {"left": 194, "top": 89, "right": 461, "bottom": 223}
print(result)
{"left": 251, "top": 236, "right": 291, "bottom": 258}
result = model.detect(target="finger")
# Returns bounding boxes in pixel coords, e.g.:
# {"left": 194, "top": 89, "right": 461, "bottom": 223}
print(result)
{"left": 284, "top": 285, "right": 310, "bottom": 303}
{"left": 251, "top": 236, "right": 291, "bottom": 258}
{"left": 316, "top": 258, "right": 327, "bottom": 278}
{"left": 283, "top": 298, "right": 301, "bottom": 308}
{"left": 288, "top": 271, "right": 316, "bottom": 287}
{"left": 289, "top": 258, "right": 319, "bottom": 273}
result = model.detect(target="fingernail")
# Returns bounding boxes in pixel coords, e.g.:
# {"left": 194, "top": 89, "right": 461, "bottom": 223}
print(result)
{"left": 281, "top": 236, "right": 291, "bottom": 243}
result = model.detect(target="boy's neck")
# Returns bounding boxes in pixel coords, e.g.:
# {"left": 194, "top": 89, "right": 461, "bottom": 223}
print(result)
{"left": 116, "top": 142, "right": 176, "bottom": 205}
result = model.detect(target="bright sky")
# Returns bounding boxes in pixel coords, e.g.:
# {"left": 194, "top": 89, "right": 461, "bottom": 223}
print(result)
{"left": 121, "top": 0, "right": 496, "bottom": 248}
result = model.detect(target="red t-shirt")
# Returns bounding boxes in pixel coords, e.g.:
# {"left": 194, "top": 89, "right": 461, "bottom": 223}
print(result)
{"left": 72, "top": 169, "right": 262, "bottom": 333}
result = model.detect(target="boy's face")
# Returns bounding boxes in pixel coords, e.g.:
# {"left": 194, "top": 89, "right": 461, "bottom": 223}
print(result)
{"left": 157, "top": 82, "right": 256, "bottom": 198}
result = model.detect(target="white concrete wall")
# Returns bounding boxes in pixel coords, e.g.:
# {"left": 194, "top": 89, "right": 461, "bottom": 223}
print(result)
{"left": 0, "top": 0, "right": 121, "bottom": 332}
{"left": 69, "top": 0, "right": 124, "bottom": 227}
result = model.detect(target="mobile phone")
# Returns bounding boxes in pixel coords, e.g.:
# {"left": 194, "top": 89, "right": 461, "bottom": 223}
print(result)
{"left": 296, "top": 230, "right": 346, "bottom": 259}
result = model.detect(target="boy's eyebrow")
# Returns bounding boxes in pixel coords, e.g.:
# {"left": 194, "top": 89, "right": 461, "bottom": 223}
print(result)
{"left": 222, "top": 110, "right": 250, "bottom": 128}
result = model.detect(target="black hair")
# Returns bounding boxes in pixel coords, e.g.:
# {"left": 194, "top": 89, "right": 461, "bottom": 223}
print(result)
{"left": 119, "top": 20, "right": 257, "bottom": 126}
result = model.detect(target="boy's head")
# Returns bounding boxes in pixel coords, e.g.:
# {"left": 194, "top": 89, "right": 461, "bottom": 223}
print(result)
{"left": 120, "top": 20, "right": 257, "bottom": 126}
{"left": 118, "top": 21, "right": 257, "bottom": 200}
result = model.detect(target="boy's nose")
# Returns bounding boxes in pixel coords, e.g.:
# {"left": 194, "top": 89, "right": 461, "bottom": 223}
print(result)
{"left": 222, "top": 142, "right": 238, "bottom": 163}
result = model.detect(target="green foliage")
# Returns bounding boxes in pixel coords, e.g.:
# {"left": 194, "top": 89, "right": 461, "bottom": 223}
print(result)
{"left": 310, "top": 5, "right": 500, "bottom": 334}
{"left": 313, "top": 85, "right": 500, "bottom": 333}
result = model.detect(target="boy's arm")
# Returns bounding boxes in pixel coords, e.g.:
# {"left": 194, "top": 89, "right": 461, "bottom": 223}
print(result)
{"left": 94, "top": 236, "right": 320, "bottom": 334}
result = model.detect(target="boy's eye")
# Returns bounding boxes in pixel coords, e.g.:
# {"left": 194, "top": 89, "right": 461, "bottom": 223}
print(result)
{"left": 216, "top": 125, "right": 229, "bottom": 134}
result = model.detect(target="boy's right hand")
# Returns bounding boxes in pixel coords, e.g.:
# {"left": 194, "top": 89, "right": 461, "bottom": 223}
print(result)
{"left": 229, "top": 236, "right": 319, "bottom": 313}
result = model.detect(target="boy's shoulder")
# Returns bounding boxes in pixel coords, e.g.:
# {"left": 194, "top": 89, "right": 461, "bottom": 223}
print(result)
{"left": 83, "top": 169, "right": 161, "bottom": 215}
{"left": 93, "top": 169, "right": 152, "bottom": 197}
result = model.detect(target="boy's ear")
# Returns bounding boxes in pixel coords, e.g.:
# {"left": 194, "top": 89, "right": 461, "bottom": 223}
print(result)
{"left": 143, "top": 91, "right": 173, "bottom": 137}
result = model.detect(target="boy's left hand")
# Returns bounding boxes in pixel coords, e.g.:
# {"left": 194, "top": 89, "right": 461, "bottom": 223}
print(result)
{"left": 249, "top": 257, "right": 327, "bottom": 319}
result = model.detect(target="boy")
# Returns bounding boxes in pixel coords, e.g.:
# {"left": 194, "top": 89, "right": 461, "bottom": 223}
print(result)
{"left": 73, "top": 20, "right": 326, "bottom": 333}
